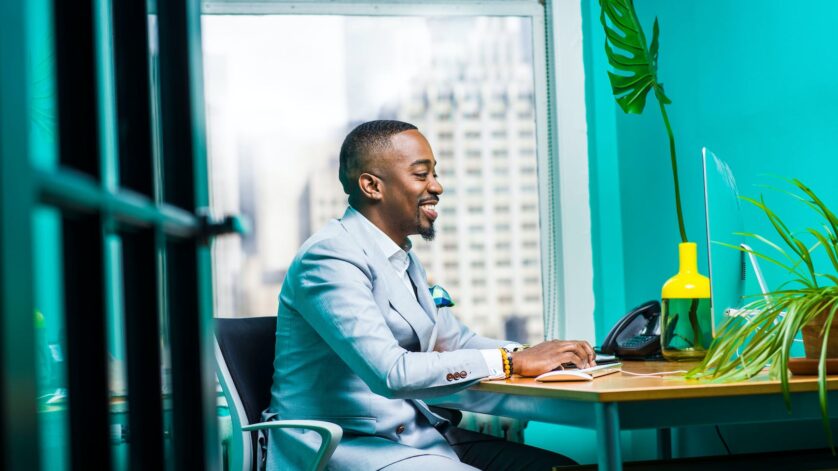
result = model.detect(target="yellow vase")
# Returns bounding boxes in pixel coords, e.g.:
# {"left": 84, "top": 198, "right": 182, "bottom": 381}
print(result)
{"left": 661, "top": 242, "right": 712, "bottom": 361}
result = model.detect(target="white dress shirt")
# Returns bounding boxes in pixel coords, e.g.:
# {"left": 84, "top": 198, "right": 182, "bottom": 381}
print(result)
{"left": 349, "top": 207, "right": 510, "bottom": 379}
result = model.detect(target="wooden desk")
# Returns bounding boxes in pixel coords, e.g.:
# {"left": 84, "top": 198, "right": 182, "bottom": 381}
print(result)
{"left": 428, "top": 361, "right": 838, "bottom": 471}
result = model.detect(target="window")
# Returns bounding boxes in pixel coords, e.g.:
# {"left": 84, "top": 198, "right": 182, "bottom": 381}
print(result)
{"left": 203, "top": 11, "right": 553, "bottom": 345}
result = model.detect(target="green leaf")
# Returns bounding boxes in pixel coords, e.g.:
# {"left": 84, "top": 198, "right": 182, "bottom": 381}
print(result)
{"left": 817, "top": 301, "right": 838, "bottom": 452}
{"left": 599, "top": 0, "right": 666, "bottom": 115}
{"left": 694, "top": 178, "right": 838, "bottom": 451}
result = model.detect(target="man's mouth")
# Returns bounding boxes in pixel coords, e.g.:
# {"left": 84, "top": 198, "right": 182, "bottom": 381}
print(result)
{"left": 419, "top": 201, "right": 438, "bottom": 221}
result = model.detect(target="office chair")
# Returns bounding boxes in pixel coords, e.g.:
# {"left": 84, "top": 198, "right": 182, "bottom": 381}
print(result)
{"left": 215, "top": 316, "right": 342, "bottom": 471}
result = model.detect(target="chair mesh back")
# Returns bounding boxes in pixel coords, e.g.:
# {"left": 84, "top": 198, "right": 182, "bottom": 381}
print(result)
{"left": 215, "top": 316, "right": 277, "bottom": 427}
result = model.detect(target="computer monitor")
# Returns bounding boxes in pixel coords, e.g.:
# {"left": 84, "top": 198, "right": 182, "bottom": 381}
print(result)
{"left": 702, "top": 148, "right": 746, "bottom": 328}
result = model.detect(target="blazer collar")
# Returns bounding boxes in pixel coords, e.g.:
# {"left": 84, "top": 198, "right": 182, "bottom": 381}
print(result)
{"left": 339, "top": 208, "right": 435, "bottom": 351}
{"left": 407, "top": 251, "right": 437, "bottom": 321}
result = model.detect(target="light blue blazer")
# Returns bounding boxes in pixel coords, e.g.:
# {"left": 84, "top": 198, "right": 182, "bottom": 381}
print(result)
{"left": 263, "top": 208, "right": 507, "bottom": 470}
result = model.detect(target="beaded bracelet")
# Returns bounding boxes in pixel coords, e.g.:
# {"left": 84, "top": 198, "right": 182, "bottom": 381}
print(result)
{"left": 499, "top": 348, "right": 511, "bottom": 378}
{"left": 507, "top": 351, "right": 514, "bottom": 376}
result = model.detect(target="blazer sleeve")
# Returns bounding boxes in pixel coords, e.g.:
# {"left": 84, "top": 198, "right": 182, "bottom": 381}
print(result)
{"left": 433, "top": 306, "right": 510, "bottom": 351}
{"left": 285, "top": 238, "right": 492, "bottom": 399}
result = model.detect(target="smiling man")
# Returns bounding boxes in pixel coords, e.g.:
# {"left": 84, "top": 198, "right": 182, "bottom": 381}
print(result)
{"left": 263, "top": 120, "right": 594, "bottom": 470}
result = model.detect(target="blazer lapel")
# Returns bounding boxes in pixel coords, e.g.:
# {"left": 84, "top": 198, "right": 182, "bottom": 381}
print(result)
{"left": 407, "top": 253, "right": 436, "bottom": 321}
{"left": 407, "top": 252, "right": 440, "bottom": 352}
{"left": 339, "top": 209, "right": 434, "bottom": 352}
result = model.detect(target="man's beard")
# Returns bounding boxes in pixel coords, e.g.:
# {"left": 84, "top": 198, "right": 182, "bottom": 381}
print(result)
{"left": 416, "top": 209, "right": 435, "bottom": 241}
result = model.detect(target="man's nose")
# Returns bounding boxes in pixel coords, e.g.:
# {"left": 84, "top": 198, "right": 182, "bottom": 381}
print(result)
{"left": 429, "top": 176, "right": 443, "bottom": 195}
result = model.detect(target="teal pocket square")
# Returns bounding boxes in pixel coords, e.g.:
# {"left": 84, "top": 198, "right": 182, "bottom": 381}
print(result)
{"left": 430, "top": 284, "right": 455, "bottom": 308}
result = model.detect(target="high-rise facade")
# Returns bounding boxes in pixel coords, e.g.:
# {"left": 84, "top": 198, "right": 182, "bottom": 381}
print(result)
{"left": 304, "top": 18, "right": 543, "bottom": 343}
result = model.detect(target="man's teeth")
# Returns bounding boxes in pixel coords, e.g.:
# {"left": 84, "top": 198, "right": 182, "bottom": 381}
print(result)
{"left": 421, "top": 204, "right": 436, "bottom": 211}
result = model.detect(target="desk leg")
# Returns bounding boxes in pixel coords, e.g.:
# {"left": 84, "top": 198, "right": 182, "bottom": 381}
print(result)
{"left": 657, "top": 428, "right": 672, "bottom": 460}
{"left": 595, "top": 402, "right": 622, "bottom": 471}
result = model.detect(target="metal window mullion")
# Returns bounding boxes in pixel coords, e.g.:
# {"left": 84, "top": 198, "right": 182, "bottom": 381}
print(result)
{"left": 91, "top": 5, "right": 132, "bottom": 469}
{"left": 202, "top": 0, "right": 544, "bottom": 16}
{"left": 157, "top": 0, "right": 220, "bottom": 468}
{"left": 110, "top": 0, "right": 168, "bottom": 466}
{"left": 0, "top": 0, "right": 40, "bottom": 468}
{"left": 94, "top": 0, "right": 120, "bottom": 193}
{"left": 536, "top": 0, "right": 565, "bottom": 340}
{"left": 36, "top": 169, "right": 201, "bottom": 237}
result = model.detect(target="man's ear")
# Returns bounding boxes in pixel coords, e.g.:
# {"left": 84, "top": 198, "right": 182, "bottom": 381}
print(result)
{"left": 358, "top": 173, "right": 383, "bottom": 201}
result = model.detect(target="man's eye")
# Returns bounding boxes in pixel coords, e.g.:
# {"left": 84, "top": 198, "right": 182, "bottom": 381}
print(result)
{"left": 415, "top": 173, "right": 428, "bottom": 178}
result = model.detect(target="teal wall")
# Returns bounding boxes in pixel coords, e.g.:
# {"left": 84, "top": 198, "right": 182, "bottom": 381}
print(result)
{"left": 571, "top": 0, "right": 838, "bottom": 462}
{"left": 586, "top": 0, "right": 838, "bottom": 337}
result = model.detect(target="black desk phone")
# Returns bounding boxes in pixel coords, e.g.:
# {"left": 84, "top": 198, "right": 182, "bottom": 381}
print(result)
{"left": 599, "top": 300, "right": 662, "bottom": 359}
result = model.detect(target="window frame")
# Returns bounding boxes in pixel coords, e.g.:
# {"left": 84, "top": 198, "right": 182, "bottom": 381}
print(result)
{"left": 201, "top": 0, "right": 595, "bottom": 341}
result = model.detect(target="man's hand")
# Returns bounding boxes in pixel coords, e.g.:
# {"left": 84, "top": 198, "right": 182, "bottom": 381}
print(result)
{"left": 511, "top": 340, "right": 596, "bottom": 377}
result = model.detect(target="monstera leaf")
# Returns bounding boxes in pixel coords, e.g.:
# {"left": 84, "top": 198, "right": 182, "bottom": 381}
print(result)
{"left": 600, "top": 0, "right": 671, "bottom": 114}
{"left": 599, "top": 0, "right": 687, "bottom": 243}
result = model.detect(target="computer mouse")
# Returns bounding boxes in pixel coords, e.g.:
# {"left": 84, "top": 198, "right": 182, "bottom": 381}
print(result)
{"left": 535, "top": 369, "right": 595, "bottom": 382}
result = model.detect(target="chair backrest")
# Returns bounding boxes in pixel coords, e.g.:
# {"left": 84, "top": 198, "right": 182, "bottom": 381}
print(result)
{"left": 215, "top": 316, "right": 278, "bottom": 470}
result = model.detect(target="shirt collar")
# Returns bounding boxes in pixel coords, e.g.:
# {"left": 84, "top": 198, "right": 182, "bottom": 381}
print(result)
{"left": 347, "top": 206, "right": 412, "bottom": 269}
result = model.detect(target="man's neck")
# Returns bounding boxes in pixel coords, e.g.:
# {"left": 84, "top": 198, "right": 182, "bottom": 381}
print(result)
{"left": 353, "top": 205, "right": 410, "bottom": 251}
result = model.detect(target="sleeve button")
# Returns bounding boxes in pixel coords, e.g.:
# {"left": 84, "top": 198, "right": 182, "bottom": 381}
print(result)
{"left": 396, "top": 424, "right": 406, "bottom": 434}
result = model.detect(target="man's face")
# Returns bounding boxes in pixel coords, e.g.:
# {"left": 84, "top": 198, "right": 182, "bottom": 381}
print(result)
{"left": 374, "top": 130, "right": 443, "bottom": 244}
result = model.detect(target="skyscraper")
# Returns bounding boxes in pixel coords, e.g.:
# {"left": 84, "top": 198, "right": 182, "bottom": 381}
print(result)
{"left": 304, "top": 18, "right": 543, "bottom": 343}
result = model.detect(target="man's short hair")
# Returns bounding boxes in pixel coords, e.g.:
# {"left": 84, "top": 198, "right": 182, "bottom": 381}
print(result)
{"left": 339, "top": 120, "right": 418, "bottom": 199}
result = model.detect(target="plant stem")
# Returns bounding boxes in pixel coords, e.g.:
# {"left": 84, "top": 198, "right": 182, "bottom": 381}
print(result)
{"left": 657, "top": 97, "right": 688, "bottom": 243}
{"left": 688, "top": 298, "right": 701, "bottom": 348}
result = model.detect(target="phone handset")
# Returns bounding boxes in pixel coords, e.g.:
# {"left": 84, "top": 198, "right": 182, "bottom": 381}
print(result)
{"left": 599, "top": 300, "right": 662, "bottom": 359}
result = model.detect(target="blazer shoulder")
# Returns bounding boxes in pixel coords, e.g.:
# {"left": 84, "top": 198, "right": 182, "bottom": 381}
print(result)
{"left": 290, "top": 220, "right": 370, "bottom": 275}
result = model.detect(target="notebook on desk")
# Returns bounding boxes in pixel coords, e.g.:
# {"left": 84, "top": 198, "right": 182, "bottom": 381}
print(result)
{"left": 535, "top": 363, "right": 623, "bottom": 382}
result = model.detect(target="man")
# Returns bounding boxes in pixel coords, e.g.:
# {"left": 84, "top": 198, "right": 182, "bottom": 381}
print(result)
{"left": 263, "top": 120, "right": 596, "bottom": 470}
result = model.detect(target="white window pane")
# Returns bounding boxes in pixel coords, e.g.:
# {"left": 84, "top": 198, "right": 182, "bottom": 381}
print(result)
{"left": 205, "top": 15, "right": 543, "bottom": 344}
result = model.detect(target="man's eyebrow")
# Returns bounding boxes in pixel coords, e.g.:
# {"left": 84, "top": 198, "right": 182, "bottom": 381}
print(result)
{"left": 409, "top": 159, "right": 434, "bottom": 167}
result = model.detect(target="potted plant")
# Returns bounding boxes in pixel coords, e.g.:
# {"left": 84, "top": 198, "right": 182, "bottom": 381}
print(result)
{"left": 599, "top": 0, "right": 712, "bottom": 359}
{"left": 687, "top": 178, "right": 838, "bottom": 446}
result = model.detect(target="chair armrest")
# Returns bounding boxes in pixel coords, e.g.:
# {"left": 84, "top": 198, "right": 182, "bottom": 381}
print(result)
{"left": 242, "top": 420, "right": 342, "bottom": 471}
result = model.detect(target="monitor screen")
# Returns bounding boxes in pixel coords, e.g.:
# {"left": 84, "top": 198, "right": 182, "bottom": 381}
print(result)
{"left": 702, "top": 148, "right": 746, "bottom": 328}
